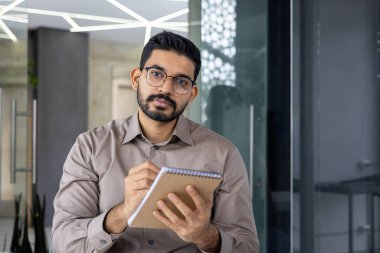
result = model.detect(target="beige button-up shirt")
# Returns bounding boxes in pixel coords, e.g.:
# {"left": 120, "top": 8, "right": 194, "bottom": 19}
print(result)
{"left": 52, "top": 112, "right": 259, "bottom": 253}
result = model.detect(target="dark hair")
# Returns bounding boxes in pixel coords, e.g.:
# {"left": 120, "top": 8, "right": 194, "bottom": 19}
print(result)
{"left": 139, "top": 31, "right": 201, "bottom": 82}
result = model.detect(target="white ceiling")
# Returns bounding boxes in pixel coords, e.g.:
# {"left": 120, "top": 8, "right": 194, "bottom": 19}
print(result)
{"left": 1, "top": 0, "right": 189, "bottom": 44}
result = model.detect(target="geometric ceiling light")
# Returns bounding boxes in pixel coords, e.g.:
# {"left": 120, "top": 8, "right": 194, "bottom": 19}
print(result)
{"left": 0, "top": 19, "right": 18, "bottom": 41}
{"left": 74, "top": 0, "right": 189, "bottom": 44}
{"left": 0, "top": 0, "right": 189, "bottom": 45}
{"left": 0, "top": 0, "right": 26, "bottom": 42}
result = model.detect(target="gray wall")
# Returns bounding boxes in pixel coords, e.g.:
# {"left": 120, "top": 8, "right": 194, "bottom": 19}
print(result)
{"left": 34, "top": 28, "right": 88, "bottom": 224}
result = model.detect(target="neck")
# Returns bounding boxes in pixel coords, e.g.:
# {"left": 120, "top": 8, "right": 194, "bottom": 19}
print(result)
{"left": 137, "top": 109, "right": 177, "bottom": 144}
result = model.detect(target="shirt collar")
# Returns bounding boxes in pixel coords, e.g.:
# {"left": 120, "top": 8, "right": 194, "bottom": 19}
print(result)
{"left": 122, "top": 111, "right": 194, "bottom": 146}
{"left": 122, "top": 112, "right": 142, "bottom": 144}
{"left": 172, "top": 114, "right": 194, "bottom": 146}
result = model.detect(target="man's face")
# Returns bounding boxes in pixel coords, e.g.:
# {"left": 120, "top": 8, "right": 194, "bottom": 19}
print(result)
{"left": 132, "top": 50, "right": 198, "bottom": 122}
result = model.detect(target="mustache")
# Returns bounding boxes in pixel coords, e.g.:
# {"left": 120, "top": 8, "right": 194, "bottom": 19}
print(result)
{"left": 146, "top": 94, "right": 176, "bottom": 108}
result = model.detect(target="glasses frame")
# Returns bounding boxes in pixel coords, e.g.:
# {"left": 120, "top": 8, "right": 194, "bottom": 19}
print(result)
{"left": 143, "top": 66, "right": 196, "bottom": 95}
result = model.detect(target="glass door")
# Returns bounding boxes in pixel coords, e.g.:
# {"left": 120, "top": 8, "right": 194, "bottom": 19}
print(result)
{"left": 193, "top": 0, "right": 268, "bottom": 252}
{"left": 0, "top": 1, "right": 31, "bottom": 250}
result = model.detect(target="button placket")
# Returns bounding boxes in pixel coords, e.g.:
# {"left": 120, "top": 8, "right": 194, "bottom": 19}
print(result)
{"left": 143, "top": 229, "right": 159, "bottom": 250}
{"left": 148, "top": 144, "right": 166, "bottom": 168}
{"left": 148, "top": 145, "right": 159, "bottom": 160}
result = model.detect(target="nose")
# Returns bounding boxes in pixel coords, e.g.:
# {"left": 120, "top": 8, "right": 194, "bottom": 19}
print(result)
{"left": 159, "top": 76, "right": 174, "bottom": 93}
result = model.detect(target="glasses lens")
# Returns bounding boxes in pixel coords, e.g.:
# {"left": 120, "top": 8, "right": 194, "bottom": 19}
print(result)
{"left": 173, "top": 77, "right": 192, "bottom": 95}
{"left": 146, "top": 67, "right": 193, "bottom": 95}
{"left": 147, "top": 68, "right": 165, "bottom": 86}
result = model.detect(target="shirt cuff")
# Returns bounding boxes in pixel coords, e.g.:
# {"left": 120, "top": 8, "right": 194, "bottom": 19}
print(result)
{"left": 199, "top": 249, "right": 214, "bottom": 253}
{"left": 198, "top": 228, "right": 233, "bottom": 253}
{"left": 87, "top": 209, "right": 123, "bottom": 252}
{"left": 218, "top": 229, "right": 233, "bottom": 253}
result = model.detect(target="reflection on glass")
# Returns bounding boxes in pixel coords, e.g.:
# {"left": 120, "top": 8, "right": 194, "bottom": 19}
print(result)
{"left": 201, "top": 0, "right": 236, "bottom": 56}
{"left": 201, "top": 0, "right": 237, "bottom": 124}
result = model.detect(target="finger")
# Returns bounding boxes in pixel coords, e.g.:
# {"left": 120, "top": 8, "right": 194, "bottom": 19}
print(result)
{"left": 167, "top": 193, "right": 194, "bottom": 219}
{"left": 152, "top": 210, "right": 172, "bottom": 229}
{"left": 129, "top": 178, "right": 155, "bottom": 191}
{"left": 132, "top": 189, "right": 149, "bottom": 199}
{"left": 186, "top": 185, "right": 208, "bottom": 211}
{"left": 157, "top": 200, "right": 184, "bottom": 225}
{"left": 129, "top": 161, "right": 160, "bottom": 175}
{"left": 128, "top": 161, "right": 160, "bottom": 175}
{"left": 132, "top": 169, "right": 159, "bottom": 182}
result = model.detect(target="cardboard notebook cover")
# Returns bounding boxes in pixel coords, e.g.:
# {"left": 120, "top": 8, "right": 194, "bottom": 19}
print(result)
{"left": 128, "top": 167, "right": 223, "bottom": 229}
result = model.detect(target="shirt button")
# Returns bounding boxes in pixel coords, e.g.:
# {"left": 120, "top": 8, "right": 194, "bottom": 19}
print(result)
{"left": 100, "top": 239, "right": 107, "bottom": 244}
{"left": 153, "top": 145, "right": 159, "bottom": 150}
{"left": 148, "top": 239, "right": 155, "bottom": 245}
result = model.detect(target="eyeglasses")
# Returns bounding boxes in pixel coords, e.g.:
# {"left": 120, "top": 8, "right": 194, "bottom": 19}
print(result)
{"left": 144, "top": 66, "right": 196, "bottom": 95}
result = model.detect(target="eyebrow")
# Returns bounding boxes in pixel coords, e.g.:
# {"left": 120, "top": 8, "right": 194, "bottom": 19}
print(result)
{"left": 148, "top": 64, "right": 194, "bottom": 81}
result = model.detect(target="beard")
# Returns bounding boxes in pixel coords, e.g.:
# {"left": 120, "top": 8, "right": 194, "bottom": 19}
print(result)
{"left": 137, "top": 86, "right": 188, "bottom": 122}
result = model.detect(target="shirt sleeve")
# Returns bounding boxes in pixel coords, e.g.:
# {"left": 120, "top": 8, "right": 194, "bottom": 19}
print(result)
{"left": 212, "top": 147, "right": 260, "bottom": 253}
{"left": 52, "top": 134, "right": 122, "bottom": 253}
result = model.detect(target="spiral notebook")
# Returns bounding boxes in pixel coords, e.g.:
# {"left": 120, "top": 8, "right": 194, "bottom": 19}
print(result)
{"left": 127, "top": 166, "right": 223, "bottom": 229}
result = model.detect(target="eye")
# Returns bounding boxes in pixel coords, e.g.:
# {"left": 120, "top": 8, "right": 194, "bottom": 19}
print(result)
{"left": 175, "top": 77, "right": 190, "bottom": 86}
{"left": 150, "top": 69, "right": 165, "bottom": 78}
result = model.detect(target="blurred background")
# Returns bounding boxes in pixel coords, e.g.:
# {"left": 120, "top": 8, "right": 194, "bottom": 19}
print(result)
{"left": 0, "top": 0, "right": 379, "bottom": 252}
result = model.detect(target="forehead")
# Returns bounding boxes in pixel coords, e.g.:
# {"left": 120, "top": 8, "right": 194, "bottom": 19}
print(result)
{"left": 145, "top": 50, "right": 196, "bottom": 78}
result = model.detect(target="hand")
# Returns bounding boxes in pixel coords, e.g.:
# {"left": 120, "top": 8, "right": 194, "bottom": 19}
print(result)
{"left": 104, "top": 161, "right": 160, "bottom": 234}
{"left": 122, "top": 161, "right": 160, "bottom": 218}
{"left": 153, "top": 185, "right": 221, "bottom": 252}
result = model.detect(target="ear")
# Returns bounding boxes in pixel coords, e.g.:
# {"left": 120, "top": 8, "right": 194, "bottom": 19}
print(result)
{"left": 130, "top": 67, "right": 141, "bottom": 91}
{"left": 188, "top": 84, "right": 198, "bottom": 104}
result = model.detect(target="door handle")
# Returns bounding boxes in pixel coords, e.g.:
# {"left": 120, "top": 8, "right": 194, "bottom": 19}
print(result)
{"left": 10, "top": 100, "right": 33, "bottom": 184}
{"left": 32, "top": 99, "right": 37, "bottom": 185}
{"left": 249, "top": 105, "right": 254, "bottom": 197}
{"left": 10, "top": 100, "right": 17, "bottom": 183}
{"left": 357, "top": 160, "right": 379, "bottom": 170}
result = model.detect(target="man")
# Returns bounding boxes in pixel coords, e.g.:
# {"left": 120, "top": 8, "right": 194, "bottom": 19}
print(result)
{"left": 52, "top": 31, "right": 259, "bottom": 253}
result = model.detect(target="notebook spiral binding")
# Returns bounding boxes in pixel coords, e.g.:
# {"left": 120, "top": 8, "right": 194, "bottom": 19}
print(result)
{"left": 165, "top": 167, "right": 222, "bottom": 179}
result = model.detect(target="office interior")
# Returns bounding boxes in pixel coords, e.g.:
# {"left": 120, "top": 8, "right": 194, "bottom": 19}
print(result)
{"left": 0, "top": 0, "right": 379, "bottom": 252}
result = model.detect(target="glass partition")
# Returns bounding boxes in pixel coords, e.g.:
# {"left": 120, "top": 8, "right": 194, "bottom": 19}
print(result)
{"left": 0, "top": 0, "right": 30, "bottom": 251}
{"left": 195, "top": 0, "right": 268, "bottom": 252}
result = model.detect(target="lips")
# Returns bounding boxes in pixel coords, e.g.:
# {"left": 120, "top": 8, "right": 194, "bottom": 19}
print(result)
{"left": 154, "top": 98, "right": 172, "bottom": 108}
